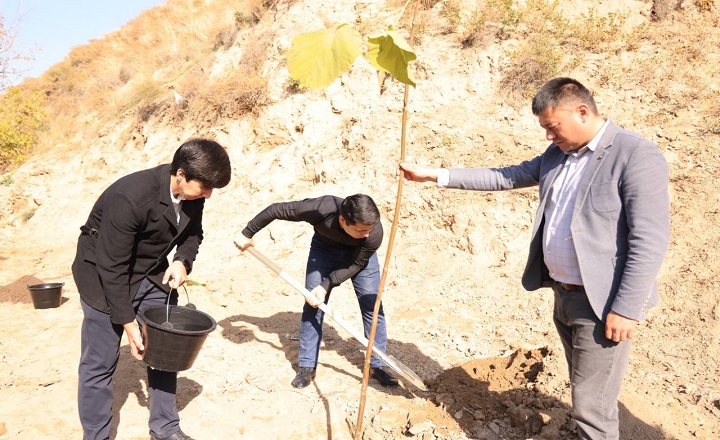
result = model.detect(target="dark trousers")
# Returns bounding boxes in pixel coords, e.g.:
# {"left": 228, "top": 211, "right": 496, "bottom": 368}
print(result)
{"left": 553, "top": 283, "right": 632, "bottom": 440}
{"left": 78, "top": 278, "right": 180, "bottom": 440}
{"left": 299, "top": 235, "right": 388, "bottom": 369}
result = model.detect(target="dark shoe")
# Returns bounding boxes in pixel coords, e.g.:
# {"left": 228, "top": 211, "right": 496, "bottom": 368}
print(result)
{"left": 150, "top": 429, "right": 195, "bottom": 440}
{"left": 372, "top": 367, "right": 399, "bottom": 387}
{"left": 291, "top": 367, "right": 316, "bottom": 388}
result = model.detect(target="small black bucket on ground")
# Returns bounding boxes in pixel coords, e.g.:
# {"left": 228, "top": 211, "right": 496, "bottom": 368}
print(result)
{"left": 140, "top": 300, "right": 216, "bottom": 372}
{"left": 27, "top": 282, "right": 64, "bottom": 309}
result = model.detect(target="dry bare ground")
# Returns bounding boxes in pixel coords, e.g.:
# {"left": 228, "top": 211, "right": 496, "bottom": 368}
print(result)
{"left": 1, "top": 0, "right": 719, "bottom": 439}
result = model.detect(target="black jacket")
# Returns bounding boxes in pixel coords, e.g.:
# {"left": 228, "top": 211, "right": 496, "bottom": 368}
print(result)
{"left": 72, "top": 164, "right": 204, "bottom": 324}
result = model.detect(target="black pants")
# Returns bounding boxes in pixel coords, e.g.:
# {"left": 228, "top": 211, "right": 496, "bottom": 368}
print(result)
{"left": 78, "top": 279, "right": 180, "bottom": 440}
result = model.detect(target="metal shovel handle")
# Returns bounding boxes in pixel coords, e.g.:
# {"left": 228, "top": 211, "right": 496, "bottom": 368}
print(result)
{"left": 245, "top": 246, "right": 427, "bottom": 391}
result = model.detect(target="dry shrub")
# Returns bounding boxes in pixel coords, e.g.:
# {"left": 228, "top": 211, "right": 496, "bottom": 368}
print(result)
{"left": 16, "top": 0, "right": 296, "bottom": 154}
{"left": 186, "top": 21, "right": 272, "bottom": 123}
{"left": 456, "top": 0, "right": 523, "bottom": 46}
{"left": 227, "top": 85, "right": 267, "bottom": 116}
{"left": 460, "top": 8, "right": 490, "bottom": 48}
{"left": 519, "top": 1, "right": 638, "bottom": 54}
{"left": 569, "top": 9, "right": 631, "bottom": 52}
{"left": 439, "top": 0, "right": 463, "bottom": 29}
{"left": 446, "top": 0, "right": 547, "bottom": 48}
{"left": 520, "top": 0, "right": 569, "bottom": 38}
{"left": 214, "top": 24, "right": 241, "bottom": 51}
{"left": 136, "top": 102, "right": 166, "bottom": 123}
{"left": 499, "top": 37, "right": 562, "bottom": 104}
{"left": 118, "top": 64, "right": 134, "bottom": 84}
{"left": 694, "top": 0, "right": 714, "bottom": 13}
{"left": 499, "top": 58, "right": 552, "bottom": 103}
{"left": 480, "top": 0, "right": 522, "bottom": 39}
{"left": 189, "top": 75, "right": 267, "bottom": 124}
{"left": 118, "top": 77, "right": 165, "bottom": 115}
{"left": 453, "top": 0, "right": 641, "bottom": 55}
{"left": 652, "top": 0, "right": 684, "bottom": 21}
{"left": 420, "top": 0, "right": 443, "bottom": 8}
{"left": 167, "top": 23, "right": 273, "bottom": 125}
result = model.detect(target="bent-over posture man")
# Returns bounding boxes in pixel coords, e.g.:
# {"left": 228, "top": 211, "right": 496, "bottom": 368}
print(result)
{"left": 400, "top": 77, "right": 670, "bottom": 440}
{"left": 73, "top": 138, "right": 231, "bottom": 440}
{"left": 234, "top": 194, "right": 399, "bottom": 389}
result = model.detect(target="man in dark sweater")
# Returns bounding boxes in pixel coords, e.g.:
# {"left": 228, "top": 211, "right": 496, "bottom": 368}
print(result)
{"left": 234, "top": 194, "right": 399, "bottom": 388}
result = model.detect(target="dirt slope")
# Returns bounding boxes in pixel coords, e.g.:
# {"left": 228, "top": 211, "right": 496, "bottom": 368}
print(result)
{"left": 1, "top": 0, "right": 719, "bottom": 439}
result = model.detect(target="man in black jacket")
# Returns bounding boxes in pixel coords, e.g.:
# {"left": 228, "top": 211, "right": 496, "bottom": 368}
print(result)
{"left": 72, "top": 138, "right": 231, "bottom": 440}
{"left": 234, "top": 194, "right": 399, "bottom": 389}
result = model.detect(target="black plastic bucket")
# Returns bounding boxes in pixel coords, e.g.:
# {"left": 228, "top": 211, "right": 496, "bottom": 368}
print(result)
{"left": 27, "top": 282, "right": 64, "bottom": 309}
{"left": 140, "top": 304, "right": 216, "bottom": 372}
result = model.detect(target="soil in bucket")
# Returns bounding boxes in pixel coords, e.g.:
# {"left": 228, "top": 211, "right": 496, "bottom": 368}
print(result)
{"left": 140, "top": 305, "right": 216, "bottom": 372}
{"left": 27, "top": 283, "right": 64, "bottom": 309}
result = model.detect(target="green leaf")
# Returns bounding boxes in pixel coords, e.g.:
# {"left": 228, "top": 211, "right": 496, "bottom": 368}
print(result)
{"left": 367, "top": 30, "right": 417, "bottom": 87}
{"left": 286, "top": 24, "right": 363, "bottom": 89}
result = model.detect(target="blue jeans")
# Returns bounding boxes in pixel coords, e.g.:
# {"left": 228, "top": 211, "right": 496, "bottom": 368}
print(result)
{"left": 78, "top": 278, "right": 181, "bottom": 440}
{"left": 553, "top": 283, "right": 632, "bottom": 440}
{"left": 299, "top": 235, "right": 388, "bottom": 369}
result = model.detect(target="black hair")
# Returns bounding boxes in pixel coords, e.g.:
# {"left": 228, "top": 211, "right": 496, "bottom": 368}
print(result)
{"left": 340, "top": 194, "right": 380, "bottom": 226}
{"left": 531, "top": 77, "right": 599, "bottom": 116}
{"left": 170, "top": 138, "right": 231, "bottom": 189}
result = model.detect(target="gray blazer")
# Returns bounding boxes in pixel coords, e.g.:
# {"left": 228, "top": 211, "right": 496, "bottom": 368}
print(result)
{"left": 447, "top": 120, "right": 670, "bottom": 321}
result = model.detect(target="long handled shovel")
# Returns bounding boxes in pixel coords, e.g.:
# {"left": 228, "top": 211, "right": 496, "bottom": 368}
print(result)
{"left": 245, "top": 246, "right": 427, "bottom": 391}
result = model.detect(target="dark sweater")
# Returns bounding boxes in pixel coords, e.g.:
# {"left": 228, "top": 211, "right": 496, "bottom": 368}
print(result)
{"left": 242, "top": 195, "right": 383, "bottom": 291}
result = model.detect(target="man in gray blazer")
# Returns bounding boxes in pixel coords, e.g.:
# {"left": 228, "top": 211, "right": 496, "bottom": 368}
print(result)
{"left": 72, "top": 138, "right": 231, "bottom": 440}
{"left": 400, "top": 77, "right": 669, "bottom": 439}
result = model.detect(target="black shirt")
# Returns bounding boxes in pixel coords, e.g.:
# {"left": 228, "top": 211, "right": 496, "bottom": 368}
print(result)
{"left": 242, "top": 195, "right": 383, "bottom": 290}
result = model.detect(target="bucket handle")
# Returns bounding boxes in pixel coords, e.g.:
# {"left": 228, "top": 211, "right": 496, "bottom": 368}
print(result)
{"left": 165, "top": 285, "right": 197, "bottom": 322}
{"left": 163, "top": 285, "right": 197, "bottom": 328}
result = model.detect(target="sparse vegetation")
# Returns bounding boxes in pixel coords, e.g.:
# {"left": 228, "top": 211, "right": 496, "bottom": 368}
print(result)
{"left": 2, "top": 0, "right": 718, "bottom": 163}
{"left": 435, "top": 0, "right": 660, "bottom": 103}
{"left": 500, "top": 36, "right": 563, "bottom": 102}
{"left": 459, "top": 8, "right": 489, "bottom": 48}
{"left": 439, "top": 0, "right": 462, "bottom": 28}
{"left": 191, "top": 76, "right": 268, "bottom": 123}
{"left": 0, "top": 87, "right": 45, "bottom": 170}
{"left": 7, "top": 0, "right": 284, "bottom": 158}
{"left": 568, "top": 8, "right": 632, "bottom": 52}
{"left": 118, "top": 77, "right": 166, "bottom": 117}
{"left": 442, "top": 0, "right": 524, "bottom": 47}
{"left": 214, "top": 24, "right": 241, "bottom": 51}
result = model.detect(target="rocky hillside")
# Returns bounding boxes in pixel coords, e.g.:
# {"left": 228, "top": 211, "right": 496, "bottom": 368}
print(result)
{"left": 1, "top": 0, "right": 719, "bottom": 439}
